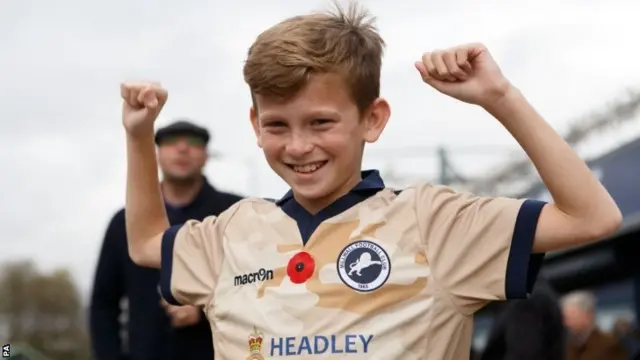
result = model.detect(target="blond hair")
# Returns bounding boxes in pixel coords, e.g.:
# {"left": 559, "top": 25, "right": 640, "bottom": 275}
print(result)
{"left": 243, "top": 1, "right": 385, "bottom": 112}
{"left": 561, "top": 290, "right": 596, "bottom": 313}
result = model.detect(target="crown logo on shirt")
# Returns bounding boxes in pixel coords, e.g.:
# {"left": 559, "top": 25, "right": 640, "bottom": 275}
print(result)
{"left": 248, "top": 326, "right": 264, "bottom": 354}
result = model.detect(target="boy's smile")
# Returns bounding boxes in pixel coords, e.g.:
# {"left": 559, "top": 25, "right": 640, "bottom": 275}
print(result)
{"left": 250, "top": 73, "right": 390, "bottom": 213}
{"left": 286, "top": 160, "right": 328, "bottom": 178}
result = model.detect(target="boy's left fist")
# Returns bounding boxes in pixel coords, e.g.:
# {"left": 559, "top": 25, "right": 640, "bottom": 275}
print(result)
{"left": 415, "top": 43, "right": 513, "bottom": 107}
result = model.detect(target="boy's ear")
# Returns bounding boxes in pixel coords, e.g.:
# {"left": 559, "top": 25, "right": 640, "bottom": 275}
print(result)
{"left": 249, "top": 107, "right": 262, "bottom": 148}
{"left": 363, "top": 98, "right": 391, "bottom": 143}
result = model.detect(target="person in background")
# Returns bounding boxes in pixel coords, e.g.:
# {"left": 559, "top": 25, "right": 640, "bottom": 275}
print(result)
{"left": 89, "top": 120, "right": 242, "bottom": 360}
{"left": 480, "top": 277, "right": 565, "bottom": 360}
{"left": 562, "top": 290, "right": 628, "bottom": 360}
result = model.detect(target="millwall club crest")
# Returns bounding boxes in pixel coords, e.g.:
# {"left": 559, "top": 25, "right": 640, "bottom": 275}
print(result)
{"left": 337, "top": 240, "right": 391, "bottom": 292}
{"left": 246, "top": 326, "right": 265, "bottom": 360}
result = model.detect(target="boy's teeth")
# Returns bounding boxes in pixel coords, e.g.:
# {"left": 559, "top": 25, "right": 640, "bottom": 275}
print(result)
{"left": 293, "top": 162, "right": 324, "bottom": 173}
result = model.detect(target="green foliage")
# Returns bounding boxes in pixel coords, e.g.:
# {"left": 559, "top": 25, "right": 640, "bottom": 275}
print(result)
{"left": 0, "top": 260, "right": 91, "bottom": 360}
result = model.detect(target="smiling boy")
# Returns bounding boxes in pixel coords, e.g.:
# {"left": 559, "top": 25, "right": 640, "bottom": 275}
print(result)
{"left": 120, "top": 3, "right": 621, "bottom": 360}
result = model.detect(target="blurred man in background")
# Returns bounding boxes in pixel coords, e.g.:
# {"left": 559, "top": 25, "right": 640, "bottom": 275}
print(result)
{"left": 89, "top": 120, "right": 242, "bottom": 360}
{"left": 480, "top": 277, "right": 565, "bottom": 360}
{"left": 562, "top": 290, "right": 628, "bottom": 360}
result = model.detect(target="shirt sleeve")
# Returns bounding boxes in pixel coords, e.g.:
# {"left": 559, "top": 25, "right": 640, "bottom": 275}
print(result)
{"left": 415, "top": 183, "right": 547, "bottom": 315}
{"left": 159, "top": 203, "right": 240, "bottom": 307}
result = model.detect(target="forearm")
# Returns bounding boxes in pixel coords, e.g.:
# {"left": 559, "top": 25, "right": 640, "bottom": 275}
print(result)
{"left": 125, "top": 131, "right": 169, "bottom": 267}
{"left": 485, "top": 87, "right": 621, "bottom": 249}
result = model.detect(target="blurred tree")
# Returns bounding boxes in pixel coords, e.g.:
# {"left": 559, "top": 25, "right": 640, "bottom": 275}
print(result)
{"left": 0, "top": 260, "right": 91, "bottom": 360}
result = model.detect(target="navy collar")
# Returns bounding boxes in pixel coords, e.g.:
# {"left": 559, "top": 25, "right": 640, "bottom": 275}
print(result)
{"left": 275, "top": 170, "right": 386, "bottom": 245}
{"left": 275, "top": 170, "right": 385, "bottom": 206}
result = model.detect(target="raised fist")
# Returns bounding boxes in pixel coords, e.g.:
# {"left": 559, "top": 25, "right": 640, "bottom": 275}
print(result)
{"left": 120, "top": 82, "right": 168, "bottom": 136}
{"left": 415, "top": 43, "right": 512, "bottom": 107}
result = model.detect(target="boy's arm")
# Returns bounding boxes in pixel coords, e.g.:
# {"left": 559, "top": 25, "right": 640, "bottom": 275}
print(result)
{"left": 415, "top": 44, "right": 621, "bottom": 314}
{"left": 121, "top": 82, "right": 232, "bottom": 307}
{"left": 485, "top": 88, "right": 621, "bottom": 252}
{"left": 125, "top": 131, "right": 167, "bottom": 268}
{"left": 121, "top": 82, "right": 170, "bottom": 268}
{"left": 416, "top": 44, "right": 622, "bottom": 253}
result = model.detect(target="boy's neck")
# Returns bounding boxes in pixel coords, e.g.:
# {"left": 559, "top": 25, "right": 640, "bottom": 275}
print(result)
{"left": 294, "top": 172, "right": 363, "bottom": 215}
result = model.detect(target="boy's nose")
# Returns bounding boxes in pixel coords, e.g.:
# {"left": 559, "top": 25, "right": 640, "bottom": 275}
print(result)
{"left": 286, "top": 134, "right": 314, "bottom": 157}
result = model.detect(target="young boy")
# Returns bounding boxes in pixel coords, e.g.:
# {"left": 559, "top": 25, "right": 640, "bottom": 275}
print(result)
{"left": 120, "top": 3, "right": 621, "bottom": 360}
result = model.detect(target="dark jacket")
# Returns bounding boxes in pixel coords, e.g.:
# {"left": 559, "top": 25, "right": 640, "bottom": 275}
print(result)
{"left": 89, "top": 179, "right": 242, "bottom": 360}
{"left": 480, "top": 278, "right": 565, "bottom": 360}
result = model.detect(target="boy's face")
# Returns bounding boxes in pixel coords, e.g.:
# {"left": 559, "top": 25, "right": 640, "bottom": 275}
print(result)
{"left": 250, "top": 73, "right": 390, "bottom": 210}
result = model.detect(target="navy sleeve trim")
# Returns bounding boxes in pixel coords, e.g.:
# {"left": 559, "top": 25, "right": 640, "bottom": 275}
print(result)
{"left": 505, "top": 199, "right": 547, "bottom": 299}
{"left": 160, "top": 224, "right": 183, "bottom": 306}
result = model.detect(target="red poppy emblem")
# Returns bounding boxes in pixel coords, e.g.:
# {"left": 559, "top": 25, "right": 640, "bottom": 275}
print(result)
{"left": 286, "top": 251, "right": 315, "bottom": 284}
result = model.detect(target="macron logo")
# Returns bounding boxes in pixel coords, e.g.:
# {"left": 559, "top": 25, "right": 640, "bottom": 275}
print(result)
{"left": 234, "top": 268, "right": 274, "bottom": 286}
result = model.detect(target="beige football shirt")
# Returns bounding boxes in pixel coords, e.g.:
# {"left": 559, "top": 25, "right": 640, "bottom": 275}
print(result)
{"left": 159, "top": 170, "right": 545, "bottom": 360}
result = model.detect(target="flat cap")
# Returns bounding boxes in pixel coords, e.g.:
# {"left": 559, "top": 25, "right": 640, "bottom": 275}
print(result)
{"left": 154, "top": 120, "right": 210, "bottom": 146}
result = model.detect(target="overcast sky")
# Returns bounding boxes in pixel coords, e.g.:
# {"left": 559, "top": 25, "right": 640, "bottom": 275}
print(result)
{"left": 1, "top": 0, "right": 639, "bottom": 297}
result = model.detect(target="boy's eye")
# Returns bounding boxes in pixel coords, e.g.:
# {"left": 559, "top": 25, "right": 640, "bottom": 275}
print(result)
{"left": 263, "top": 121, "right": 287, "bottom": 127}
{"left": 312, "top": 118, "right": 333, "bottom": 125}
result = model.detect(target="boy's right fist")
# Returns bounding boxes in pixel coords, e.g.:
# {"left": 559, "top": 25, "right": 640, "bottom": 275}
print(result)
{"left": 120, "top": 82, "right": 168, "bottom": 136}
